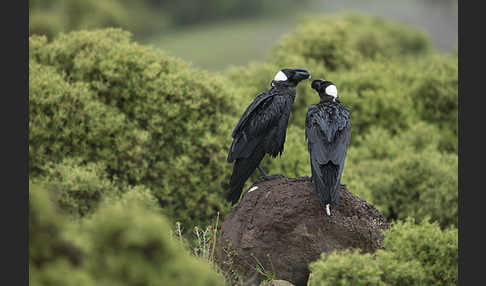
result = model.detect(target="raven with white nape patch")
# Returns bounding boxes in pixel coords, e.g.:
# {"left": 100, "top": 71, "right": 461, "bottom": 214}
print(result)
{"left": 306, "top": 79, "right": 351, "bottom": 216}
{"left": 227, "top": 68, "right": 311, "bottom": 205}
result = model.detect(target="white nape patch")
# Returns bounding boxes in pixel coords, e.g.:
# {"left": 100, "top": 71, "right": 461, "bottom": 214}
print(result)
{"left": 325, "top": 204, "right": 331, "bottom": 216}
{"left": 325, "top": 85, "right": 338, "bottom": 99}
{"left": 273, "top": 70, "right": 288, "bottom": 81}
{"left": 248, "top": 186, "right": 259, "bottom": 193}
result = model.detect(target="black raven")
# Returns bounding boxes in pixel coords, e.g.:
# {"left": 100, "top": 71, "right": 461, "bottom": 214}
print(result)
{"left": 305, "top": 79, "right": 351, "bottom": 216}
{"left": 227, "top": 68, "right": 311, "bottom": 205}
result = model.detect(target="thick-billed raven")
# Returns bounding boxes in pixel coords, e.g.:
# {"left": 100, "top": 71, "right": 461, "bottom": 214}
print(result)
{"left": 227, "top": 68, "right": 311, "bottom": 205}
{"left": 305, "top": 79, "right": 351, "bottom": 216}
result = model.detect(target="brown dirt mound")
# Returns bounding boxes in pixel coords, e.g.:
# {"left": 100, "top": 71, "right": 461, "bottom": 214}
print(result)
{"left": 217, "top": 176, "right": 388, "bottom": 286}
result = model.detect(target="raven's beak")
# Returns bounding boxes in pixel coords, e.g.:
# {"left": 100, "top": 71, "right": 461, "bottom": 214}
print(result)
{"left": 293, "top": 68, "right": 311, "bottom": 80}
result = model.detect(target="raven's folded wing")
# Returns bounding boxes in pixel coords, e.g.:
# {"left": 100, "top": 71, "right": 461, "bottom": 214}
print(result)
{"left": 227, "top": 91, "right": 286, "bottom": 162}
{"left": 231, "top": 91, "right": 273, "bottom": 138}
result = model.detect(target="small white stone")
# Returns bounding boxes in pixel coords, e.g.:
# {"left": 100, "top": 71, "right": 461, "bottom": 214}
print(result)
{"left": 326, "top": 204, "right": 331, "bottom": 216}
{"left": 248, "top": 186, "right": 259, "bottom": 193}
{"left": 274, "top": 70, "right": 288, "bottom": 81}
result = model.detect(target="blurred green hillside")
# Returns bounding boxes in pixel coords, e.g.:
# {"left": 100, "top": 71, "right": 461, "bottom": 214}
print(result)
{"left": 29, "top": 5, "right": 457, "bottom": 285}
{"left": 30, "top": 0, "right": 457, "bottom": 71}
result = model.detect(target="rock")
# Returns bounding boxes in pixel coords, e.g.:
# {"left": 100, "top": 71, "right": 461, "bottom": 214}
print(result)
{"left": 217, "top": 176, "right": 388, "bottom": 286}
{"left": 262, "top": 280, "right": 295, "bottom": 286}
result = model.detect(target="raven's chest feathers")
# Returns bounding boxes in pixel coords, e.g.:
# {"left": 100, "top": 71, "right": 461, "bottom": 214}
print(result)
{"left": 305, "top": 103, "right": 350, "bottom": 144}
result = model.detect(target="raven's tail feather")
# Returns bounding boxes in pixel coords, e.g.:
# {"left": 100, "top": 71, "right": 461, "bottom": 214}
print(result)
{"left": 227, "top": 149, "right": 266, "bottom": 205}
{"left": 314, "top": 162, "right": 340, "bottom": 206}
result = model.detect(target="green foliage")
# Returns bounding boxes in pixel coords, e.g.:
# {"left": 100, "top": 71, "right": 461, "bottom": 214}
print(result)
{"left": 308, "top": 219, "right": 457, "bottom": 286}
{"left": 29, "top": 59, "right": 134, "bottom": 175}
{"left": 384, "top": 218, "right": 458, "bottom": 286}
{"left": 29, "top": 184, "right": 94, "bottom": 285}
{"left": 273, "top": 13, "right": 430, "bottom": 71}
{"left": 407, "top": 54, "right": 458, "bottom": 152}
{"left": 29, "top": 28, "right": 243, "bottom": 227}
{"left": 79, "top": 192, "right": 224, "bottom": 286}
{"left": 33, "top": 158, "right": 119, "bottom": 217}
{"left": 309, "top": 249, "right": 425, "bottom": 286}
{"left": 29, "top": 184, "right": 225, "bottom": 286}
{"left": 345, "top": 123, "right": 458, "bottom": 228}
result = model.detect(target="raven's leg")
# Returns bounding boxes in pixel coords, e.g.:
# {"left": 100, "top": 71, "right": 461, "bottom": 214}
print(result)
{"left": 253, "top": 166, "right": 285, "bottom": 183}
{"left": 257, "top": 166, "right": 268, "bottom": 178}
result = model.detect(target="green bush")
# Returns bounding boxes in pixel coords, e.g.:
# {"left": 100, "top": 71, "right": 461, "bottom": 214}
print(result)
{"left": 344, "top": 123, "right": 458, "bottom": 228}
{"left": 31, "top": 156, "right": 161, "bottom": 219}
{"left": 385, "top": 219, "right": 458, "bottom": 286}
{"left": 273, "top": 13, "right": 430, "bottom": 71}
{"left": 78, "top": 191, "right": 225, "bottom": 286}
{"left": 29, "top": 59, "right": 136, "bottom": 176}
{"left": 309, "top": 249, "right": 425, "bottom": 286}
{"left": 368, "top": 150, "right": 457, "bottom": 228}
{"left": 406, "top": 54, "right": 458, "bottom": 152}
{"left": 29, "top": 183, "right": 94, "bottom": 285}
{"left": 308, "top": 219, "right": 457, "bottom": 286}
{"left": 30, "top": 184, "right": 225, "bottom": 286}
{"left": 29, "top": 29, "right": 245, "bottom": 227}
{"left": 32, "top": 158, "right": 120, "bottom": 217}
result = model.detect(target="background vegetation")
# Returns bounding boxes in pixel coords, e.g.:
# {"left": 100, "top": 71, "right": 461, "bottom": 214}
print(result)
{"left": 29, "top": 3, "right": 457, "bottom": 285}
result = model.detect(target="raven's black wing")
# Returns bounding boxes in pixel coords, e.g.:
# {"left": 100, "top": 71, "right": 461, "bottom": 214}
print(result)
{"left": 227, "top": 90, "right": 285, "bottom": 162}
{"left": 231, "top": 91, "right": 273, "bottom": 138}
{"left": 305, "top": 104, "right": 351, "bottom": 204}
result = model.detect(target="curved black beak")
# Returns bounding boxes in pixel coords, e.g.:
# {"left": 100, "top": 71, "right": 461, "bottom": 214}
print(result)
{"left": 293, "top": 68, "right": 311, "bottom": 80}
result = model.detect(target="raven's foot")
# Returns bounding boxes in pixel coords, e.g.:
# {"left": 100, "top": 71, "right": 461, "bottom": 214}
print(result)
{"left": 252, "top": 174, "right": 285, "bottom": 184}
{"left": 340, "top": 183, "right": 347, "bottom": 189}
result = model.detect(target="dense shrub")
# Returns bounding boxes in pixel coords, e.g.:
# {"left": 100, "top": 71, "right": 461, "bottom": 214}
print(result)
{"left": 273, "top": 13, "right": 431, "bottom": 71}
{"left": 345, "top": 122, "right": 458, "bottom": 228}
{"left": 32, "top": 158, "right": 120, "bottom": 217}
{"left": 78, "top": 191, "right": 225, "bottom": 286}
{"left": 309, "top": 249, "right": 425, "bottom": 286}
{"left": 384, "top": 219, "right": 458, "bottom": 286}
{"left": 308, "top": 219, "right": 457, "bottom": 286}
{"left": 406, "top": 54, "right": 458, "bottom": 152}
{"left": 29, "top": 60, "right": 136, "bottom": 175}
{"left": 29, "top": 184, "right": 225, "bottom": 286}
{"left": 29, "top": 29, "right": 245, "bottom": 227}
{"left": 29, "top": 184, "right": 93, "bottom": 285}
